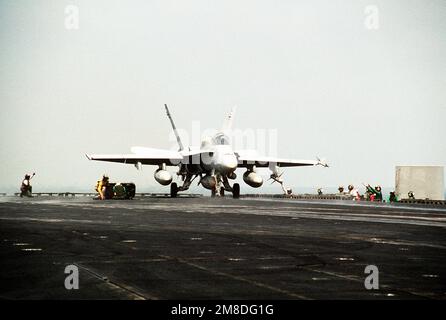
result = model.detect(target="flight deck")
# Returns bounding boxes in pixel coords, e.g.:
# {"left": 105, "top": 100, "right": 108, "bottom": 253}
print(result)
{"left": 0, "top": 196, "right": 445, "bottom": 299}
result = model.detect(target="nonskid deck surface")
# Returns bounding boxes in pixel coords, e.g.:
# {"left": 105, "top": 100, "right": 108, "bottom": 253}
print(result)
{"left": 0, "top": 196, "right": 445, "bottom": 299}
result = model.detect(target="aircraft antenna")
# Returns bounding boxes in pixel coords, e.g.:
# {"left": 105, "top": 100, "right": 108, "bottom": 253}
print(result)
{"left": 164, "top": 104, "right": 184, "bottom": 151}
{"left": 221, "top": 105, "right": 237, "bottom": 133}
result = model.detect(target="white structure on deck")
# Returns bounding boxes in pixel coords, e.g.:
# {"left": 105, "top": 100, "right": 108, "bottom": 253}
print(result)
{"left": 395, "top": 166, "right": 444, "bottom": 200}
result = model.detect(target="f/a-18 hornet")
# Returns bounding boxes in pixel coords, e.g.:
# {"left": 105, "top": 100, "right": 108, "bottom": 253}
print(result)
{"left": 86, "top": 105, "right": 328, "bottom": 198}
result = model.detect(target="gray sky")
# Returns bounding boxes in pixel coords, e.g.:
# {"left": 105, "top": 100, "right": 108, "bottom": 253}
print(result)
{"left": 1, "top": 0, "right": 445, "bottom": 193}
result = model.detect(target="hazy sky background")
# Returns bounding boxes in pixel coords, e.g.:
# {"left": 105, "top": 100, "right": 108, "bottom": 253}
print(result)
{"left": 0, "top": 0, "right": 445, "bottom": 193}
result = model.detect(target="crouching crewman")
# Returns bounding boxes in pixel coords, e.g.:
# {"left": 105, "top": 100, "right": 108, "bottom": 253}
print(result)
{"left": 20, "top": 173, "right": 35, "bottom": 197}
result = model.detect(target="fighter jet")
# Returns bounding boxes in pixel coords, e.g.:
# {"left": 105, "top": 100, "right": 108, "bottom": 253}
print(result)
{"left": 86, "top": 105, "right": 328, "bottom": 198}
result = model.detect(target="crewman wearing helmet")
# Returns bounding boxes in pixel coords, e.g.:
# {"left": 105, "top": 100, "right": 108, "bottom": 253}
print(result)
{"left": 364, "top": 184, "right": 383, "bottom": 202}
{"left": 374, "top": 185, "right": 383, "bottom": 201}
{"left": 95, "top": 175, "right": 109, "bottom": 200}
{"left": 20, "top": 173, "right": 35, "bottom": 197}
{"left": 348, "top": 184, "right": 360, "bottom": 201}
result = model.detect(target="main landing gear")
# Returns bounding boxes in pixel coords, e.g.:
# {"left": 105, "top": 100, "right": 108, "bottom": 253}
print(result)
{"left": 170, "top": 182, "right": 178, "bottom": 198}
{"left": 232, "top": 183, "right": 240, "bottom": 199}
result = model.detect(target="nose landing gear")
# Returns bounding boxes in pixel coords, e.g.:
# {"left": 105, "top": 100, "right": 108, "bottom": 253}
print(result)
{"left": 215, "top": 183, "right": 239, "bottom": 198}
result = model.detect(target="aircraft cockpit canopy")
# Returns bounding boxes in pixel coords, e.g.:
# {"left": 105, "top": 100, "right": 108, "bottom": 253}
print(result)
{"left": 212, "top": 133, "right": 230, "bottom": 145}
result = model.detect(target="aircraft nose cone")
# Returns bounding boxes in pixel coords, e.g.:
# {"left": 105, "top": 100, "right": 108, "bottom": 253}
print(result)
{"left": 221, "top": 154, "right": 238, "bottom": 172}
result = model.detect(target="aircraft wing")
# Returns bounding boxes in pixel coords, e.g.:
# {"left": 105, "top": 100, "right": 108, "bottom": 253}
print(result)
{"left": 235, "top": 151, "right": 322, "bottom": 168}
{"left": 86, "top": 147, "right": 183, "bottom": 166}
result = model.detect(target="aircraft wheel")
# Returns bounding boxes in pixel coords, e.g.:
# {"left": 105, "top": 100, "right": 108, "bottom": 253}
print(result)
{"left": 220, "top": 188, "right": 225, "bottom": 197}
{"left": 170, "top": 183, "right": 178, "bottom": 198}
{"left": 232, "top": 183, "right": 240, "bottom": 199}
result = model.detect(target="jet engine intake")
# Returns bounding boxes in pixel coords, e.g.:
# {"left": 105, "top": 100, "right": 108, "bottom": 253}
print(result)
{"left": 227, "top": 172, "right": 237, "bottom": 180}
{"left": 154, "top": 169, "right": 172, "bottom": 186}
{"left": 243, "top": 171, "right": 263, "bottom": 188}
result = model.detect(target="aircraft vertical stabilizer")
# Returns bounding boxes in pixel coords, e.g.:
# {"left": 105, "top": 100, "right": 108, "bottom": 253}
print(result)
{"left": 164, "top": 104, "right": 184, "bottom": 151}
